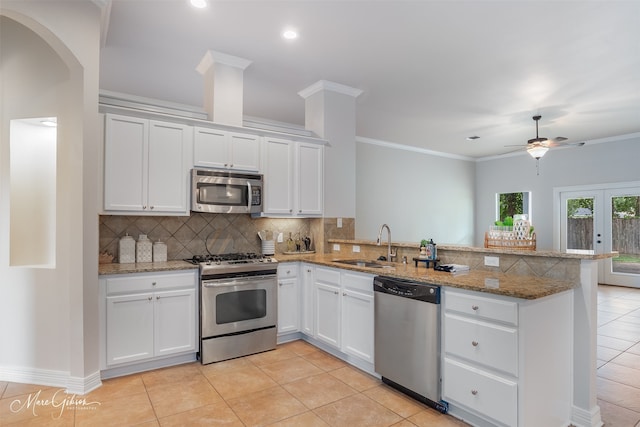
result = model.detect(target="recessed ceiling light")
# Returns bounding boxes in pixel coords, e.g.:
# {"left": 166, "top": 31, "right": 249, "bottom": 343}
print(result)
{"left": 282, "top": 28, "right": 298, "bottom": 40}
{"left": 467, "top": 136, "right": 480, "bottom": 140}
{"left": 190, "top": 0, "right": 207, "bottom": 9}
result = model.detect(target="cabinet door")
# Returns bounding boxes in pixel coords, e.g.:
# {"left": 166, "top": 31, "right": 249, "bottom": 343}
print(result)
{"left": 315, "top": 282, "right": 341, "bottom": 348}
{"left": 263, "top": 138, "right": 294, "bottom": 214}
{"left": 277, "top": 277, "right": 299, "bottom": 334}
{"left": 147, "top": 121, "right": 191, "bottom": 213}
{"left": 154, "top": 288, "right": 197, "bottom": 357}
{"left": 300, "top": 264, "right": 315, "bottom": 335}
{"left": 104, "top": 114, "right": 148, "bottom": 211}
{"left": 342, "top": 289, "right": 374, "bottom": 363}
{"left": 106, "top": 292, "right": 154, "bottom": 365}
{"left": 229, "top": 132, "right": 260, "bottom": 172}
{"left": 193, "top": 127, "right": 229, "bottom": 169}
{"left": 297, "top": 142, "right": 323, "bottom": 215}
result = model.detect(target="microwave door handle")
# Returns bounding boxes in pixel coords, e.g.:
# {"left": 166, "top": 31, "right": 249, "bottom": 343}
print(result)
{"left": 247, "top": 181, "right": 252, "bottom": 211}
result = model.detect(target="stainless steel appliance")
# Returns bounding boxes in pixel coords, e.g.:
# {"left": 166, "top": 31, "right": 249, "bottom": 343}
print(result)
{"left": 373, "top": 275, "right": 447, "bottom": 413}
{"left": 191, "top": 169, "right": 263, "bottom": 214}
{"left": 185, "top": 253, "right": 278, "bottom": 364}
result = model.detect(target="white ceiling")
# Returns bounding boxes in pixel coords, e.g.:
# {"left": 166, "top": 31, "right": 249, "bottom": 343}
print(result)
{"left": 100, "top": 0, "right": 640, "bottom": 158}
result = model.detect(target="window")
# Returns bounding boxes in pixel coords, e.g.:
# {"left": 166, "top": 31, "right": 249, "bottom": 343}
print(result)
{"left": 496, "top": 192, "right": 531, "bottom": 223}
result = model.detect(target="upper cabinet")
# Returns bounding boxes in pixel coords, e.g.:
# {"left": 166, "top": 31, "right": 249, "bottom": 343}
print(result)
{"left": 193, "top": 127, "right": 261, "bottom": 172}
{"left": 262, "top": 137, "right": 324, "bottom": 217}
{"left": 104, "top": 113, "right": 192, "bottom": 215}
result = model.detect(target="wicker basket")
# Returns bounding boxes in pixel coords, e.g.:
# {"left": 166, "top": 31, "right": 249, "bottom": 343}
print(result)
{"left": 484, "top": 231, "right": 536, "bottom": 251}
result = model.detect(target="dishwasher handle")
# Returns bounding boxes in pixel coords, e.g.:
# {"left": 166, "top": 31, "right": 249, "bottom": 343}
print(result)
{"left": 373, "top": 276, "right": 440, "bottom": 304}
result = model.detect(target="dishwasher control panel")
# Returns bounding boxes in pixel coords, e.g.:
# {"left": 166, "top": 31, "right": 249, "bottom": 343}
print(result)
{"left": 373, "top": 276, "right": 440, "bottom": 303}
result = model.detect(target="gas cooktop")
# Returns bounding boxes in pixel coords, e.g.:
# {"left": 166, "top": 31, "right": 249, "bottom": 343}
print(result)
{"left": 185, "top": 252, "right": 277, "bottom": 276}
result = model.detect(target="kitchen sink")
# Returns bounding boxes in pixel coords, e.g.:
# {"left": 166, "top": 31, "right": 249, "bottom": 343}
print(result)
{"left": 331, "top": 259, "right": 394, "bottom": 269}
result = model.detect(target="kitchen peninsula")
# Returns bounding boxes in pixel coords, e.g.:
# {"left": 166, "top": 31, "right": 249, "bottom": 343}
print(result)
{"left": 280, "top": 242, "right": 613, "bottom": 427}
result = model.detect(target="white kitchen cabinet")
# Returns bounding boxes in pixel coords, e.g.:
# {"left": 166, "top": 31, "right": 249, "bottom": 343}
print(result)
{"left": 277, "top": 263, "right": 299, "bottom": 335}
{"left": 261, "top": 137, "right": 324, "bottom": 217}
{"left": 104, "top": 113, "right": 191, "bottom": 215}
{"left": 314, "top": 267, "right": 342, "bottom": 348}
{"left": 340, "top": 270, "right": 375, "bottom": 364}
{"left": 442, "top": 288, "right": 572, "bottom": 427}
{"left": 193, "top": 126, "right": 260, "bottom": 172}
{"left": 300, "top": 263, "right": 315, "bottom": 335}
{"left": 100, "top": 270, "right": 198, "bottom": 370}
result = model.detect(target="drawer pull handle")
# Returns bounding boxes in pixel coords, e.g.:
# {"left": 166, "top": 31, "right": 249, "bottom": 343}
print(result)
{"left": 471, "top": 305, "right": 479, "bottom": 311}
{"left": 471, "top": 389, "right": 478, "bottom": 396}
{"left": 472, "top": 341, "right": 479, "bottom": 347}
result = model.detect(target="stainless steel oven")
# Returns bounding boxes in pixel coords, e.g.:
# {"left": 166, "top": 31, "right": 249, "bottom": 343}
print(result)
{"left": 185, "top": 253, "right": 278, "bottom": 364}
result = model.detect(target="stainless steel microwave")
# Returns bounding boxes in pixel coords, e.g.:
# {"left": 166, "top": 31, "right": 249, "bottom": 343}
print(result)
{"left": 191, "top": 169, "right": 263, "bottom": 214}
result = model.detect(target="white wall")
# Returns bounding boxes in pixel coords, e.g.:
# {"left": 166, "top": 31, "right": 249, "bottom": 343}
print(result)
{"left": 356, "top": 140, "right": 476, "bottom": 245}
{"left": 0, "top": 1, "right": 101, "bottom": 392}
{"left": 475, "top": 135, "right": 640, "bottom": 250}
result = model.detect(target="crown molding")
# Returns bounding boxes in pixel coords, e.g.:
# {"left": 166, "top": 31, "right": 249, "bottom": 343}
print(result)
{"left": 298, "top": 80, "right": 363, "bottom": 99}
{"left": 196, "top": 50, "right": 252, "bottom": 75}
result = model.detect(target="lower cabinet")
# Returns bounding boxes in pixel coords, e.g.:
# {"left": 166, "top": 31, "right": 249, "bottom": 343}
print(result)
{"left": 442, "top": 287, "right": 572, "bottom": 427}
{"left": 100, "top": 270, "right": 198, "bottom": 370}
{"left": 277, "top": 263, "right": 299, "bottom": 335}
{"left": 313, "top": 266, "right": 375, "bottom": 365}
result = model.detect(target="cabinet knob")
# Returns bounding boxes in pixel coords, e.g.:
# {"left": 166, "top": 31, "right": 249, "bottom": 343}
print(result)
{"left": 156, "top": 296, "right": 160, "bottom": 300}
{"left": 279, "top": 282, "right": 283, "bottom": 286}
{"left": 472, "top": 341, "right": 479, "bottom": 347}
{"left": 343, "top": 292, "right": 347, "bottom": 296}
{"left": 142, "top": 205, "right": 147, "bottom": 210}
{"left": 150, "top": 206, "right": 154, "bottom": 210}
{"left": 298, "top": 209, "right": 302, "bottom": 213}
{"left": 289, "top": 209, "right": 293, "bottom": 213}
{"left": 286, "top": 270, "right": 291, "bottom": 274}
{"left": 471, "top": 390, "right": 478, "bottom": 396}
{"left": 148, "top": 296, "right": 152, "bottom": 301}
{"left": 224, "top": 163, "right": 228, "bottom": 167}
{"left": 471, "top": 305, "right": 479, "bottom": 311}
{"left": 334, "top": 291, "right": 339, "bottom": 295}
{"left": 152, "top": 282, "right": 157, "bottom": 286}
{"left": 230, "top": 164, "right": 234, "bottom": 168}
{"left": 307, "top": 269, "right": 312, "bottom": 273}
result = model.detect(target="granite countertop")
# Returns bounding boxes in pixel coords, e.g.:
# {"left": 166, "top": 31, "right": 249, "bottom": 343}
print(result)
{"left": 99, "top": 260, "right": 198, "bottom": 275}
{"left": 277, "top": 253, "right": 577, "bottom": 300}
{"left": 327, "top": 239, "right": 617, "bottom": 260}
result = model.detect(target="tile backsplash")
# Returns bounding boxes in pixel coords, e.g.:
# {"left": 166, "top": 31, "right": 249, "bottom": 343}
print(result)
{"left": 99, "top": 214, "right": 355, "bottom": 262}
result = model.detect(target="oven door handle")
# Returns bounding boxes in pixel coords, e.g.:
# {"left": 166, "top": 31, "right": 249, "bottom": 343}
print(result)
{"left": 202, "top": 275, "right": 275, "bottom": 288}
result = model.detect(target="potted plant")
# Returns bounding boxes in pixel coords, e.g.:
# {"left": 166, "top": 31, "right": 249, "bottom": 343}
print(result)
{"left": 419, "top": 239, "right": 428, "bottom": 258}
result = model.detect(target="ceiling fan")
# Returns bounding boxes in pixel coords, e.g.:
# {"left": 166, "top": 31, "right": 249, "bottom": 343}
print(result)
{"left": 506, "top": 115, "right": 584, "bottom": 159}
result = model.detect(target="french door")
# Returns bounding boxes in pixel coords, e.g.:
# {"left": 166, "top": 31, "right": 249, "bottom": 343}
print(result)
{"left": 558, "top": 183, "right": 640, "bottom": 288}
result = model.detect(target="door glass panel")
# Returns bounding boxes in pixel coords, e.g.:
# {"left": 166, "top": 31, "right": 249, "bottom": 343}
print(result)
{"left": 566, "top": 197, "right": 594, "bottom": 254}
{"left": 611, "top": 195, "right": 640, "bottom": 274}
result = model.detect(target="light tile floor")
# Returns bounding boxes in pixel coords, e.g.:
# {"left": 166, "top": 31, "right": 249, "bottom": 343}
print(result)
{"left": 597, "top": 284, "right": 640, "bottom": 427}
{"left": 0, "top": 340, "right": 468, "bottom": 426}
{"left": 3, "top": 286, "right": 638, "bottom": 426}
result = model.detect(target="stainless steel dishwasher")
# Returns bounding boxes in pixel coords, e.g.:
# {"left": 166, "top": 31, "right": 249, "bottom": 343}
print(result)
{"left": 374, "top": 275, "right": 447, "bottom": 413}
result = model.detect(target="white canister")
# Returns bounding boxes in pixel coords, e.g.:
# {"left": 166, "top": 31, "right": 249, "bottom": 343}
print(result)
{"left": 136, "top": 234, "right": 153, "bottom": 263}
{"left": 119, "top": 234, "right": 136, "bottom": 264}
{"left": 153, "top": 241, "right": 168, "bottom": 262}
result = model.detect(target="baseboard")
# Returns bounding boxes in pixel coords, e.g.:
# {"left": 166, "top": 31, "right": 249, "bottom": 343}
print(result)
{"left": 66, "top": 370, "right": 102, "bottom": 395}
{"left": 0, "top": 366, "right": 105, "bottom": 396}
{"left": 571, "top": 404, "right": 604, "bottom": 427}
{"left": 100, "top": 353, "right": 197, "bottom": 380}
{"left": 0, "top": 365, "right": 69, "bottom": 390}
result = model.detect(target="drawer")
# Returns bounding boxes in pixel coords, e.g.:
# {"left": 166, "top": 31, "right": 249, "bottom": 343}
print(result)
{"left": 277, "top": 263, "right": 298, "bottom": 278}
{"left": 315, "top": 267, "right": 341, "bottom": 284}
{"left": 341, "top": 271, "right": 374, "bottom": 294}
{"left": 106, "top": 271, "right": 196, "bottom": 295}
{"left": 444, "top": 313, "right": 518, "bottom": 376}
{"left": 443, "top": 357, "right": 517, "bottom": 427}
{"left": 445, "top": 290, "right": 518, "bottom": 326}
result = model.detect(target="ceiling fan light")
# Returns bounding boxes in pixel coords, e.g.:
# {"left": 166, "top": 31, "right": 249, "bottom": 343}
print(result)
{"left": 527, "top": 145, "right": 549, "bottom": 159}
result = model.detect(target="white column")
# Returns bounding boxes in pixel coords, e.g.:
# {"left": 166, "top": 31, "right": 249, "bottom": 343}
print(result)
{"left": 571, "top": 259, "right": 603, "bottom": 427}
{"left": 298, "top": 80, "right": 362, "bottom": 218}
{"left": 196, "top": 50, "right": 252, "bottom": 127}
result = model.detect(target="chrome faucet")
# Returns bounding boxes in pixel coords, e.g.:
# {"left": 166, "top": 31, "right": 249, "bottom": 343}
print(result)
{"left": 376, "top": 223, "right": 397, "bottom": 262}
